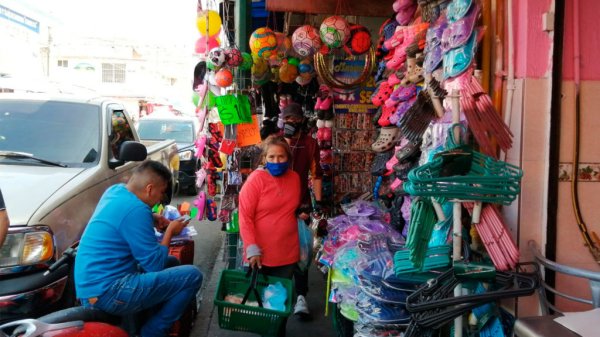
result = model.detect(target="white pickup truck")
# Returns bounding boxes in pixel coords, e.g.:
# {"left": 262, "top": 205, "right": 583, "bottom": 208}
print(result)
{"left": 0, "top": 94, "right": 180, "bottom": 322}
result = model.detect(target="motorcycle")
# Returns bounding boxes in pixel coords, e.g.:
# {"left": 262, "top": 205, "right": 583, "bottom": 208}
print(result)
{"left": 0, "top": 243, "right": 197, "bottom": 337}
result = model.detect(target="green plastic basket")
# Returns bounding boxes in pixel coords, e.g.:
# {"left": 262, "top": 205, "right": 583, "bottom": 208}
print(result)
{"left": 214, "top": 269, "right": 293, "bottom": 336}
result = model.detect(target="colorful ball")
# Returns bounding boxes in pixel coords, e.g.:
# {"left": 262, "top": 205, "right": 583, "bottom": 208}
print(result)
{"left": 279, "top": 61, "right": 298, "bottom": 83}
{"left": 208, "top": 48, "right": 226, "bottom": 67}
{"left": 292, "top": 25, "right": 322, "bottom": 58}
{"left": 274, "top": 32, "right": 292, "bottom": 57}
{"left": 319, "top": 16, "right": 351, "bottom": 49}
{"left": 298, "top": 61, "right": 314, "bottom": 74}
{"left": 249, "top": 27, "right": 277, "bottom": 59}
{"left": 239, "top": 52, "right": 253, "bottom": 71}
{"left": 195, "top": 35, "right": 220, "bottom": 54}
{"left": 215, "top": 68, "right": 233, "bottom": 87}
{"left": 251, "top": 54, "right": 268, "bottom": 76}
{"left": 197, "top": 10, "right": 222, "bottom": 37}
{"left": 296, "top": 74, "right": 313, "bottom": 86}
{"left": 345, "top": 24, "right": 372, "bottom": 55}
{"left": 225, "top": 48, "right": 243, "bottom": 67}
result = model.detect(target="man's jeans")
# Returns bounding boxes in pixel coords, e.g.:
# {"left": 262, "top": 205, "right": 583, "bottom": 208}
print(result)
{"left": 84, "top": 263, "right": 203, "bottom": 337}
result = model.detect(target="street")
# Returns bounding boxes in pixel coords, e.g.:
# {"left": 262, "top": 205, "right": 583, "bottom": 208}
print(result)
{"left": 171, "top": 193, "right": 224, "bottom": 282}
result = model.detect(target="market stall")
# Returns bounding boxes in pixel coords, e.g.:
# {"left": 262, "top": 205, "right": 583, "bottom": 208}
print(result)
{"left": 187, "top": 1, "right": 534, "bottom": 336}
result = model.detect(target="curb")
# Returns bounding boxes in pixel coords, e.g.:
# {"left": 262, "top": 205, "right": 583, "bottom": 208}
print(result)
{"left": 191, "top": 232, "right": 228, "bottom": 336}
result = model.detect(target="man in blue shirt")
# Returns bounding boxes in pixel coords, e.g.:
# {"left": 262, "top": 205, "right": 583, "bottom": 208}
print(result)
{"left": 75, "top": 160, "right": 202, "bottom": 337}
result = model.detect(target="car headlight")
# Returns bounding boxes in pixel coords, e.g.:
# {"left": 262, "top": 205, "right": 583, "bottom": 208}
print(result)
{"left": 0, "top": 228, "right": 54, "bottom": 267}
{"left": 179, "top": 150, "right": 193, "bottom": 161}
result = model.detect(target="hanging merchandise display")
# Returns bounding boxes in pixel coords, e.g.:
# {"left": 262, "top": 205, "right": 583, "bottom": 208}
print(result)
{"left": 275, "top": 0, "right": 531, "bottom": 336}
{"left": 189, "top": 0, "right": 532, "bottom": 336}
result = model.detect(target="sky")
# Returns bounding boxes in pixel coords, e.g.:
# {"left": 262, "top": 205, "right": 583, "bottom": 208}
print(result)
{"left": 4, "top": 0, "right": 200, "bottom": 45}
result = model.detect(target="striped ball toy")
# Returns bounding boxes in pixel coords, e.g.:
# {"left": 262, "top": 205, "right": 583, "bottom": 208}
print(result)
{"left": 249, "top": 27, "right": 277, "bottom": 59}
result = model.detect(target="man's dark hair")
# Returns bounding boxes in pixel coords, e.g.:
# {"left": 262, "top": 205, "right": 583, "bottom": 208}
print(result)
{"left": 135, "top": 160, "right": 172, "bottom": 183}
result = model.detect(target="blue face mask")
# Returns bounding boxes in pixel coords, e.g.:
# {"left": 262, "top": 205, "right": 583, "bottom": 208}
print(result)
{"left": 265, "top": 161, "right": 289, "bottom": 176}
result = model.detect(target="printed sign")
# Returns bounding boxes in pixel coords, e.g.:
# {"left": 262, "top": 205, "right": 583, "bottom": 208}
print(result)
{"left": 332, "top": 59, "right": 377, "bottom": 114}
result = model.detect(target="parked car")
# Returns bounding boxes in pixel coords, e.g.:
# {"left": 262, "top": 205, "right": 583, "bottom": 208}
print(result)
{"left": 136, "top": 114, "right": 201, "bottom": 195}
{"left": 0, "top": 93, "right": 180, "bottom": 322}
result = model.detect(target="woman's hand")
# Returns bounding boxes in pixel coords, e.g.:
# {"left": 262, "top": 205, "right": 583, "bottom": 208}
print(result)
{"left": 298, "top": 212, "right": 310, "bottom": 221}
{"left": 249, "top": 255, "right": 262, "bottom": 269}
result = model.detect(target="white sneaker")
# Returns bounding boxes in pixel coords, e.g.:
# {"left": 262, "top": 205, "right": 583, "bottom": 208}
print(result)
{"left": 293, "top": 295, "right": 310, "bottom": 315}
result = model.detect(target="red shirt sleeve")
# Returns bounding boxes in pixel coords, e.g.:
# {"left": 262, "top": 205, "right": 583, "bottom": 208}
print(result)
{"left": 238, "top": 172, "right": 261, "bottom": 251}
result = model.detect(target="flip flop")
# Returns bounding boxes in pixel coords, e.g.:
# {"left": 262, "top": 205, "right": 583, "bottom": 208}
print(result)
{"left": 193, "top": 191, "right": 206, "bottom": 220}
{"left": 441, "top": 3, "right": 480, "bottom": 52}
{"left": 442, "top": 29, "right": 478, "bottom": 79}
{"left": 194, "top": 135, "right": 207, "bottom": 159}
{"left": 447, "top": 0, "right": 474, "bottom": 22}
{"left": 195, "top": 168, "right": 207, "bottom": 189}
{"left": 423, "top": 16, "right": 448, "bottom": 74}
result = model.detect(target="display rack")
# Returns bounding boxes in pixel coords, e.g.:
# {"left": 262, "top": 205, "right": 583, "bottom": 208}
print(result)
{"left": 332, "top": 111, "right": 376, "bottom": 205}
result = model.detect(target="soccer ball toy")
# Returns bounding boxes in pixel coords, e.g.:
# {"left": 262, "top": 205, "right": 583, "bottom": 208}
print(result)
{"left": 215, "top": 68, "right": 233, "bottom": 87}
{"left": 225, "top": 48, "right": 243, "bottom": 67}
{"left": 274, "top": 32, "right": 292, "bottom": 57}
{"left": 292, "top": 25, "right": 322, "bottom": 58}
{"left": 208, "top": 48, "right": 226, "bottom": 68}
{"left": 344, "top": 24, "right": 372, "bottom": 55}
{"left": 249, "top": 27, "right": 277, "bottom": 59}
{"left": 319, "top": 16, "right": 351, "bottom": 49}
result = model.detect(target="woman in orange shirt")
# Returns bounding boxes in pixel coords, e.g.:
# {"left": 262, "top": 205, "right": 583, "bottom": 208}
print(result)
{"left": 239, "top": 135, "right": 301, "bottom": 279}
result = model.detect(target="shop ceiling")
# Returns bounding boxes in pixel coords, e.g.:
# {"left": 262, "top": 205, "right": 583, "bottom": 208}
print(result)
{"left": 265, "top": 0, "right": 394, "bottom": 17}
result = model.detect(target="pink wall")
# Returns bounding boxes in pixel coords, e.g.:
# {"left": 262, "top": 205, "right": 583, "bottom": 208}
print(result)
{"left": 513, "top": 0, "right": 553, "bottom": 78}
{"left": 562, "top": 0, "right": 600, "bottom": 80}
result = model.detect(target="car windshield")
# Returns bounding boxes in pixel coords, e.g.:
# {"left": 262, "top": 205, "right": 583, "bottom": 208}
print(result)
{"left": 0, "top": 100, "right": 101, "bottom": 166}
{"left": 137, "top": 120, "right": 194, "bottom": 144}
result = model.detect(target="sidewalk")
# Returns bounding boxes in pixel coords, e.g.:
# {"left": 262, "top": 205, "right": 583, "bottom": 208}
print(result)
{"left": 191, "top": 234, "right": 337, "bottom": 337}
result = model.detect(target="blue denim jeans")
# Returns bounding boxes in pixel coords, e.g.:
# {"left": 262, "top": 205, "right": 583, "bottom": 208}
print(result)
{"left": 85, "top": 262, "right": 203, "bottom": 337}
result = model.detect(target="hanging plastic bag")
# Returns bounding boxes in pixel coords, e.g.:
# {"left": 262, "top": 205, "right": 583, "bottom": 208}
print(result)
{"left": 298, "top": 218, "right": 314, "bottom": 272}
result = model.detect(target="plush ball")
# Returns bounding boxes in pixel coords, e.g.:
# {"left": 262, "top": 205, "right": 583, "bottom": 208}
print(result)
{"left": 215, "top": 68, "right": 233, "bottom": 87}
{"left": 251, "top": 54, "right": 268, "bottom": 76}
{"left": 195, "top": 35, "right": 220, "bottom": 54}
{"left": 239, "top": 52, "right": 253, "bottom": 71}
{"left": 225, "top": 48, "right": 243, "bottom": 67}
{"left": 319, "top": 16, "right": 351, "bottom": 49}
{"left": 208, "top": 48, "right": 226, "bottom": 67}
{"left": 274, "top": 32, "right": 292, "bottom": 57}
{"left": 296, "top": 74, "right": 313, "bottom": 86}
{"left": 298, "top": 59, "right": 314, "bottom": 74}
{"left": 292, "top": 25, "right": 322, "bottom": 58}
{"left": 197, "top": 10, "right": 222, "bottom": 37}
{"left": 345, "top": 24, "right": 372, "bottom": 55}
{"left": 279, "top": 61, "right": 299, "bottom": 83}
{"left": 249, "top": 27, "right": 278, "bottom": 59}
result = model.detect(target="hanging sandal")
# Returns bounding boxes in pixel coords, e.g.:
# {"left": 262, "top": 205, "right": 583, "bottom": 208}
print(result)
{"left": 395, "top": 140, "right": 422, "bottom": 162}
{"left": 441, "top": 2, "right": 480, "bottom": 52}
{"left": 371, "top": 149, "right": 394, "bottom": 176}
{"left": 371, "top": 126, "right": 401, "bottom": 152}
